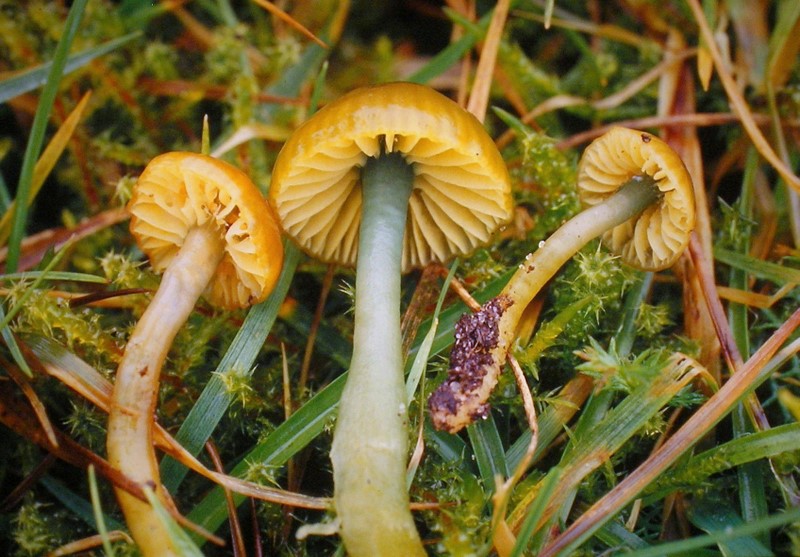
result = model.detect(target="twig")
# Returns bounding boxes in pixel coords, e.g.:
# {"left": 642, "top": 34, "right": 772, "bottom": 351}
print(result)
{"left": 299, "top": 265, "right": 336, "bottom": 394}
{"left": 557, "top": 112, "right": 800, "bottom": 151}
{"left": 207, "top": 440, "right": 246, "bottom": 557}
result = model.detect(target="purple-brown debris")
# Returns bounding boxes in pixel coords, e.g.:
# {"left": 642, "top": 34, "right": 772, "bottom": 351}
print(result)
{"left": 428, "top": 295, "right": 513, "bottom": 433}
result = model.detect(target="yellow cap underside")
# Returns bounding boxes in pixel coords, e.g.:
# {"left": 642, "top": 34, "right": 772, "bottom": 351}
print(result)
{"left": 130, "top": 152, "right": 283, "bottom": 309}
{"left": 578, "top": 127, "right": 695, "bottom": 271}
{"left": 270, "top": 83, "right": 513, "bottom": 270}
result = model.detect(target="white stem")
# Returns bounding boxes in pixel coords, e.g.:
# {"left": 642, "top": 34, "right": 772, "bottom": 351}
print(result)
{"left": 107, "top": 225, "right": 225, "bottom": 557}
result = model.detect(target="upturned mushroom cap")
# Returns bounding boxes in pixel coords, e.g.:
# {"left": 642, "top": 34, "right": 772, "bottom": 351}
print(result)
{"left": 269, "top": 82, "right": 513, "bottom": 271}
{"left": 129, "top": 152, "right": 283, "bottom": 309}
{"left": 577, "top": 127, "right": 695, "bottom": 270}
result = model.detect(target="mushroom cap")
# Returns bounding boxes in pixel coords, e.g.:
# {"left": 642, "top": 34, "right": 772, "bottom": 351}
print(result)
{"left": 129, "top": 152, "right": 284, "bottom": 309}
{"left": 577, "top": 127, "right": 695, "bottom": 270}
{"left": 269, "top": 82, "right": 513, "bottom": 271}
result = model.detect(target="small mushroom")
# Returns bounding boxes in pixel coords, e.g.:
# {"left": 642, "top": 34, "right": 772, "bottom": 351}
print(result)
{"left": 107, "top": 152, "right": 283, "bottom": 556}
{"left": 429, "top": 126, "right": 695, "bottom": 433}
{"left": 270, "top": 82, "right": 512, "bottom": 555}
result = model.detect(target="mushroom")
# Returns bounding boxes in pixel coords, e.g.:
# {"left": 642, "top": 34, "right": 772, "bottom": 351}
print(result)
{"left": 107, "top": 152, "right": 283, "bottom": 556}
{"left": 270, "top": 82, "right": 512, "bottom": 555}
{"left": 429, "top": 126, "right": 696, "bottom": 433}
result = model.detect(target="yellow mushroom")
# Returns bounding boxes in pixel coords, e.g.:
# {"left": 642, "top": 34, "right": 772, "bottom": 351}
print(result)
{"left": 429, "top": 127, "right": 695, "bottom": 434}
{"left": 107, "top": 152, "right": 283, "bottom": 556}
{"left": 270, "top": 82, "right": 512, "bottom": 556}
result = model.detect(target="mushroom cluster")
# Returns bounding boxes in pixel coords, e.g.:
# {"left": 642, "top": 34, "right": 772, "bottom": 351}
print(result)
{"left": 429, "top": 126, "right": 696, "bottom": 433}
{"left": 270, "top": 82, "right": 512, "bottom": 556}
{"left": 107, "top": 152, "right": 283, "bottom": 556}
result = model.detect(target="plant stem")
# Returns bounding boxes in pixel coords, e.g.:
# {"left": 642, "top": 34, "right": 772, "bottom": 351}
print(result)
{"left": 330, "top": 152, "right": 426, "bottom": 556}
{"left": 107, "top": 224, "right": 225, "bottom": 557}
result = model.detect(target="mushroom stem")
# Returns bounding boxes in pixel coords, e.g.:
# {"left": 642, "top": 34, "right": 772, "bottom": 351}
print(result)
{"left": 429, "top": 174, "right": 661, "bottom": 433}
{"left": 107, "top": 223, "right": 226, "bottom": 557}
{"left": 503, "top": 174, "right": 661, "bottom": 330}
{"left": 330, "top": 152, "right": 426, "bottom": 556}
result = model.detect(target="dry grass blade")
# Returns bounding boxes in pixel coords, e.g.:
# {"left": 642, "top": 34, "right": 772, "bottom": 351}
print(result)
{"left": 251, "top": 0, "right": 329, "bottom": 49}
{"left": 686, "top": 0, "right": 800, "bottom": 192}
{"left": 210, "top": 123, "right": 294, "bottom": 157}
{"left": 593, "top": 48, "right": 696, "bottom": 111}
{"left": 512, "top": 9, "right": 653, "bottom": 48}
{"left": 0, "top": 374, "right": 225, "bottom": 546}
{"left": 686, "top": 235, "right": 744, "bottom": 370}
{"left": 45, "top": 531, "right": 133, "bottom": 557}
{"left": 658, "top": 32, "right": 722, "bottom": 383}
{"left": 689, "top": 237, "right": 800, "bottom": 501}
{"left": 496, "top": 48, "right": 695, "bottom": 149}
{"left": 206, "top": 440, "right": 247, "bottom": 557}
{"left": 166, "top": 4, "right": 267, "bottom": 69}
{"left": 66, "top": 288, "right": 149, "bottom": 309}
{"left": 0, "top": 454, "right": 56, "bottom": 511}
{"left": 0, "top": 383, "right": 164, "bottom": 517}
{"left": 466, "top": 0, "right": 510, "bottom": 121}
{"left": 490, "top": 353, "right": 538, "bottom": 557}
{"left": 557, "top": 112, "right": 800, "bottom": 150}
{"left": 0, "top": 207, "right": 128, "bottom": 269}
{"left": 435, "top": 265, "right": 481, "bottom": 311}
{"left": 299, "top": 264, "right": 335, "bottom": 393}
{"left": 509, "top": 353, "right": 708, "bottom": 537}
{"left": 0, "top": 91, "right": 92, "bottom": 249}
{"left": 3, "top": 356, "right": 58, "bottom": 447}
{"left": 446, "top": 0, "right": 476, "bottom": 107}
{"left": 716, "top": 283, "right": 796, "bottom": 309}
{"left": 137, "top": 77, "right": 304, "bottom": 105}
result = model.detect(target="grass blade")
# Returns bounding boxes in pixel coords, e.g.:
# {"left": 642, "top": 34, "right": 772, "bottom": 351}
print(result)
{"left": 467, "top": 416, "right": 509, "bottom": 492}
{"left": 645, "top": 422, "right": 800, "bottom": 500}
{"left": 144, "top": 489, "right": 204, "bottom": 557}
{"left": 6, "top": 0, "right": 88, "bottom": 272}
{"left": 0, "top": 91, "right": 92, "bottom": 246}
{"left": 41, "top": 475, "right": 124, "bottom": 532}
{"left": 714, "top": 247, "right": 800, "bottom": 285}
{"left": 407, "top": 9, "right": 490, "bottom": 85}
{"left": 0, "top": 271, "right": 106, "bottom": 284}
{"left": 0, "top": 32, "right": 140, "bottom": 104}
{"left": 0, "top": 238, "right": 77, "bottom": 331}
{"left": 687, "top": 495, "right": 775, "bottom": 557}
{"left": 509, "top": 466, "right": 562, "bottom": 557}
{"left": 187, "top": 372, "right": 345, "bottom": 542}
{"left": 88, "top": 465, "right": 118, "bottom": 557}
{"left": 622, "top": 508, "right": 800, "bottom": 557}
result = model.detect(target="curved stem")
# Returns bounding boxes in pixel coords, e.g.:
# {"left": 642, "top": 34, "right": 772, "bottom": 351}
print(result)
{"left": 499, "top": 176, "right": 660, "bottom": 345}
{"left": 107, "top": 224, "right": 225, "bottom": 557}
{"left": 330, "top": 152, "right": 426, "bottom": 556}
{"left": 430, "top": 176, "right": 661, "bottom": 433}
